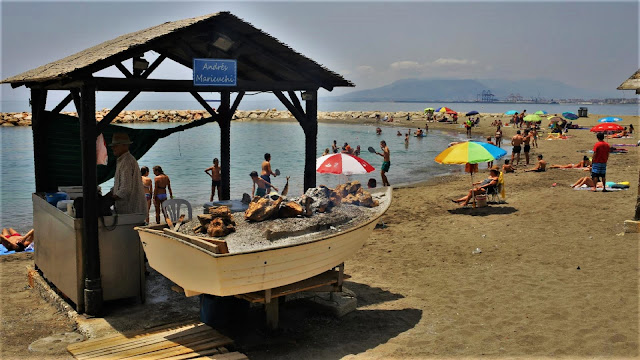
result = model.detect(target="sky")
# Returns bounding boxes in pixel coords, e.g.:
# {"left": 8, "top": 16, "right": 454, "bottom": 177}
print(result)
{"left": 1, "top": 0, "right": 638, "bottom": 105}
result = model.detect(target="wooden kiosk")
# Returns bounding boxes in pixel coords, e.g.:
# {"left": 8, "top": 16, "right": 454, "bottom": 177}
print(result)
{"left": 1, "top": 12, "right": 353, "bottom": 315}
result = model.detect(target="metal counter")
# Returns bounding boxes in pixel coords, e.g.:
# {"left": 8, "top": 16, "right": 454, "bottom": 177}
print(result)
{"left": 32, "top": 194, "right": 146, "bottom": 312}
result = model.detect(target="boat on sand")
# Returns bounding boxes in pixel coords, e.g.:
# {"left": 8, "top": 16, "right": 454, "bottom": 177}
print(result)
{"left": 136, "top": 187, "right": 392, "bottom": 297}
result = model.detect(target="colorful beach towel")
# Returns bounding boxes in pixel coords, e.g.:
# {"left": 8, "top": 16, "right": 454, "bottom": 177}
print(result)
{"left": 573, "top": 185, "right": 625, "bottom": 191}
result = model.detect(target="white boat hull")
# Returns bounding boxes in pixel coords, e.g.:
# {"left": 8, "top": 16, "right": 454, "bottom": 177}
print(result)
{"left": 137, "top": 188, "right": 391, "bottom": 297}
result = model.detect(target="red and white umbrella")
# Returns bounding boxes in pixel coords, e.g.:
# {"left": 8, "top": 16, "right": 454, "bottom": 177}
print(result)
{"left": 316, "top": 153, "right": 375, "bottom": 175}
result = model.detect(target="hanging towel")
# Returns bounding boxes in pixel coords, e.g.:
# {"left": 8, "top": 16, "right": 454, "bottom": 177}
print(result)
{"left": 96, "top": 133, "right": 108, "bottom": 165}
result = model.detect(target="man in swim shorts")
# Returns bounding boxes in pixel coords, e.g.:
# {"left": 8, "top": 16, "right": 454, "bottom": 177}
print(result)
{"left": 205, "top": 158, "right": 222, "bottom": 202}
{"left": 250, "top": 171, "right": 278, "bottom": 197}
{"left": 511, "top": 130, "right": 524, "bottom": 166}
{"left": 525, "top": 154, "right": 547, "bottom": 172}
{"left": 261, "top": 153, "right": 277, "bottom": 193}
{"left": 374, "top": 140, "right": 391, "bottom": 186}
{"left": 591, "top": 132, "right": 610, "bottom": 192}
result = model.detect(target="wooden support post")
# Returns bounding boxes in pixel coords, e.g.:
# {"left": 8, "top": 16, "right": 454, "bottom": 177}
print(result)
{"left": 30, "top": 89, "right": 50, "bottom": 192}
{"left": 303, "top": 90, "right": 318, "bottom": 191}
{"left": 79, "top": 83, "right": 103, "bottom": 316}
{"left": 219, "top": 91, "right": 231, "bottom": 200}
{"left": 264, "top": 289, "right": 279, "bottom": 330}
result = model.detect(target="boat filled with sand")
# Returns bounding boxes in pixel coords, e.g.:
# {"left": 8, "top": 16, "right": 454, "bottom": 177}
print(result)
{"left": 136, "top": 182, "right": 392, "bottom": 297}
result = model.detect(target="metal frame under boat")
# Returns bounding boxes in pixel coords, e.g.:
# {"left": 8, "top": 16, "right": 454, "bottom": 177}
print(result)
{"left": 136, "top": 187, "right": 392, "bottom": 297}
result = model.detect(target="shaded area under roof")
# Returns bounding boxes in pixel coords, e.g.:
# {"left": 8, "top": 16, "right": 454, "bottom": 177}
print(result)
{"left": 2, "top": 11, "right": 353, "bottom": 92}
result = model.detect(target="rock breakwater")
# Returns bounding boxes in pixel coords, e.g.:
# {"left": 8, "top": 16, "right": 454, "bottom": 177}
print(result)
{"left": 1, "top": 109, "right": 494, "bottom": 127}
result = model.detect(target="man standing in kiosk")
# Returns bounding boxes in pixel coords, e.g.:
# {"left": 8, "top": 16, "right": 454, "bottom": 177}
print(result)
{"left": 106, "top": 133, "right": 147, "bottom": 214}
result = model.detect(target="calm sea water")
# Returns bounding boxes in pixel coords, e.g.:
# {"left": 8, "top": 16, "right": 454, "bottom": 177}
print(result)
{"left": 1, "top": 121, "right": 471, "bottom": 233}
{"left": 1, "top": 99, "right": 638, "bottom": 116}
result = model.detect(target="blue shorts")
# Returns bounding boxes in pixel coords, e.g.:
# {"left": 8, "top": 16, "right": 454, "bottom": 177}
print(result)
{"left": 381, "top": 161, "right": 391, "bottom": 172}
{"left": 260, "top": 175, "right": 271, "bottom": 191}
{"left": 592, "top": 163, "right": 607, "bottom": 176}
{"left": 156, "top": 193, "right": 167, "bottom": 201}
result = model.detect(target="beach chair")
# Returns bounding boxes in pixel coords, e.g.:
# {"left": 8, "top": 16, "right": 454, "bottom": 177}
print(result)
{"left": 162, "top": 198, "right": 193, "bottom": 223}
{"left": 487, "top": 172, "right": 506, "bottom": 204}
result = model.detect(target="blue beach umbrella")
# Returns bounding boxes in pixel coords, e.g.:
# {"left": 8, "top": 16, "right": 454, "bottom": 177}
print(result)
{"left": 598, "top": 116, "right": 623, "bottom": 123}
{"left": 466, "top": 110, "right": 479, "bottom": 116}
{"left": 562, "top": 112, "right": 578, "bottom": 120}
{"left": 505, "top": 110, "right": 518, "bottom": 115}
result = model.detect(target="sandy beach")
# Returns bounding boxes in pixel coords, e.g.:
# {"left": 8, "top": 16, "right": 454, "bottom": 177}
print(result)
{"left": 1, "top": 112, "right": 638, "bottom": 359}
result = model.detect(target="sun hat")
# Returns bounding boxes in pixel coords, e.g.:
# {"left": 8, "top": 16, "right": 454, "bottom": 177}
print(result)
{"left": 109, "top": 133, "right": 133, "bottom": 146}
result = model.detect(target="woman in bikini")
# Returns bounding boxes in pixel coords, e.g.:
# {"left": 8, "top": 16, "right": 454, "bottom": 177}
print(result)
{"left": 152, "top": 165, "right": 173, "bottom": 224}
{"left": 495, "top": 125, "right": 503, "bottom": 148}
{"left": 1, "top": 228, "right": 34, "bottom": 251}
{"left": 550, "top": 156, "right": 592, "bottom": 169}
{"left": 140, "top": 166, "right": 153, "bottom": 224}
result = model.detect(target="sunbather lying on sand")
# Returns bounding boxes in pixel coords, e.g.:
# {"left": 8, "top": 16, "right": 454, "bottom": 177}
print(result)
{"left": 571, "top": 177, "right": 603, "bottom": 189}
{"left": 0, "top": 228, "right": 34, "bottom": 251}
{"left": 550, "top": 156, "right": 591, "bottom": 169}
{"left": 451, "top": 169, "right": 499, "bottom": 207}
{"left": 524, "top": 154, "right": 547, "bottom": 172}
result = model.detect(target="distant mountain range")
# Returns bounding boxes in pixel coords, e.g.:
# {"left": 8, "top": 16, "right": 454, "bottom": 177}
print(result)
{"left": 336, "top": 78, "right": 621, "bottom": 102}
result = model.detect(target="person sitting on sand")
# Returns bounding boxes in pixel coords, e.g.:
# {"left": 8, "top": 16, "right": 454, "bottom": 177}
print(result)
{"left": 525, "top": 154, "right": 547, "bottom": 172}
{"left": 0, "top": 228, "right": 34, "bottom": 251}
{"left": 571, "top": 176, "right": 604, "bottom": 189}
{"left": 629, "top": 124, "right": 634, "bottom": 134}
{"left": 502, "top": 159, "right": 515, "bottom": 173}
{"left": 451, "top": 169, "right": 499, "bottom": 207}
{"left": 250, "top": 171, "right": 278, "bottom": 197}
{"left": 549, "top": 156, "right": 592, "bottom": 169}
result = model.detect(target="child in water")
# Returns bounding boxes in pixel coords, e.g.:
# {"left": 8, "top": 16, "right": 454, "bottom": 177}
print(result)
{"left": 250, "top": 171, "right": 278, "bottom": 197}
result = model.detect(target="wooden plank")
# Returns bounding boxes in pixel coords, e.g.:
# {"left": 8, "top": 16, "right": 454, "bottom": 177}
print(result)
{"left": 191, "top": 352, "right": 248, "bottom": 360}
{"left": 163, "top": 229, "right": 219, "bottom": 254}
{"left": 75, "top": 329, "right": 226, "bottom": 359}
{"left": 155, "top": 348, "right": 222, "bottom": 360}
{"left": 124, "top": 338, "right": 225, "bottom": 360}
{"left": 69, "top": 322, "right": 203, "bottom": 354}
{"left": 235, "top": 270, "right": 351, "bottom": 303}
{"left": 84, "top": 332, "right": 229, "bottom": 359}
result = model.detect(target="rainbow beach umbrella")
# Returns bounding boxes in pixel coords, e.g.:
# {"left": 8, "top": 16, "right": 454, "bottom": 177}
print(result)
{"left": 435, "top": 141, "right": 508, "bottom": 165}
{"left": 435, "top": 141, "right": 507, "bottom": 207}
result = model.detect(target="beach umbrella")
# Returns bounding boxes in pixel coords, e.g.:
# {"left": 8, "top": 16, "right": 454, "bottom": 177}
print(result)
{"left": 597, "top": 116, "right": 623, "bottom": 123}
{"left": 562, "top": 112, "right": 578, "bottom": 120}
{"left": 547, "top": 116, "right": 562, "bottom": 123}
{"left": 316, "top": 153, "right": 375, "bottom": 175}
{"left": 435, "top": 141, "right": 508, "bottom": 165}
{"left": 435, "top": 141, "right": 507, "bottom": 207}
{"left": 424, "top": 107, "right": 434, "bottom": 113}
{"left": 466, "top": 110, "right": 479, "bottom": 116}
{"left": 523, "top": 114, "right": 542, "bottom": 122}
{"left": 534, "top": 110, "right": 548, "bottom": 115}
{"left": 505, "top": 110, "right": 518, "bottom": 115}
{"left": 436, "top": 107, "right": 454, "bottom": 113}
{"left": 590, "top": 123, "right": 623, "bottom": 132}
